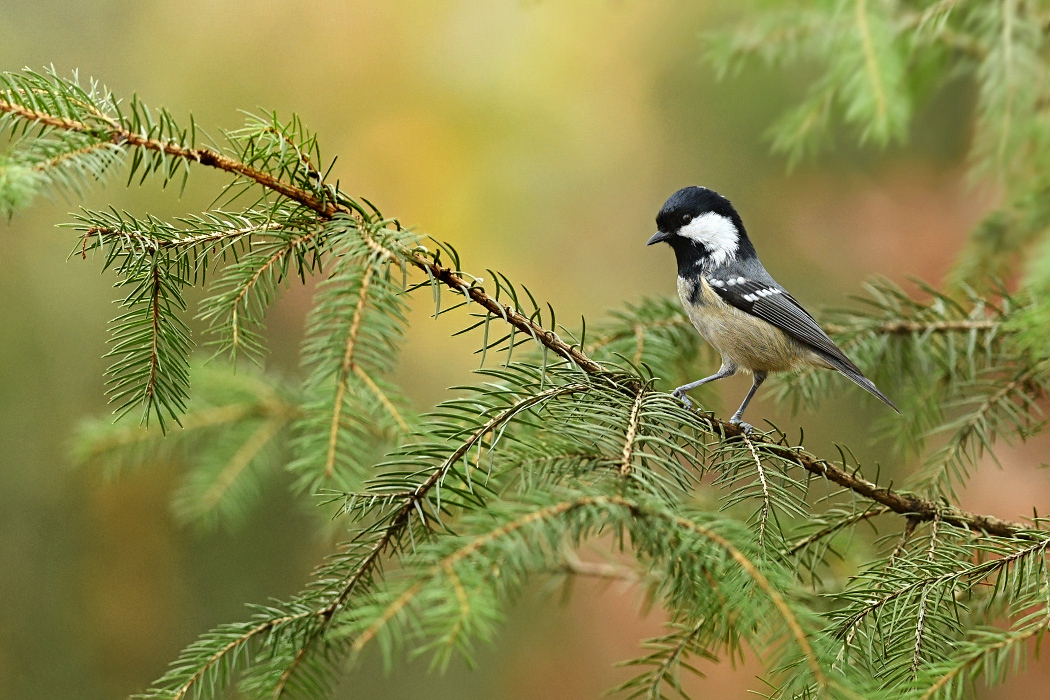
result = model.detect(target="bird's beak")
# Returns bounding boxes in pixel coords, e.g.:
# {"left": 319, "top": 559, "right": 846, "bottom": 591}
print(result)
{"left": 647, "top": 230, "right": 671, "bottom": 246}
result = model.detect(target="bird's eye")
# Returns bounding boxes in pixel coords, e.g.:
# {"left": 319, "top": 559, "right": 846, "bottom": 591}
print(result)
{"left": 681, "top": 214, "right": 692, "bottom": 225}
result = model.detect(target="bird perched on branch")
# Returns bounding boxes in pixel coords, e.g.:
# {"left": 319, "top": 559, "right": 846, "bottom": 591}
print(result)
{"left": 647, "top": 186, "right": 899, "bottom": 433}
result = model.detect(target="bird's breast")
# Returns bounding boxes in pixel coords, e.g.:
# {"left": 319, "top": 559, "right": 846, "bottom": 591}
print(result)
{"left": 677, "top": 275, "right": 812, "bottom": 373}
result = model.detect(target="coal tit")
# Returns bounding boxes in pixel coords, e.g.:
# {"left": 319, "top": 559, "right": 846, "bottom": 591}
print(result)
{"left": 647, "top": 186, "right": 899, "bottom": 432}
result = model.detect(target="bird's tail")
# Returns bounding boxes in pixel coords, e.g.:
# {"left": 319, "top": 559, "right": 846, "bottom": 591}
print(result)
{"left": 822, "top": 355, "right": 901, "bottom": 414}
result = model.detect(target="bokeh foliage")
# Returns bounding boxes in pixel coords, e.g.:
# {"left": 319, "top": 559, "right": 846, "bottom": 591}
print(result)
{"left": 3, "top": 1, "right": 1050, "bottom": 698}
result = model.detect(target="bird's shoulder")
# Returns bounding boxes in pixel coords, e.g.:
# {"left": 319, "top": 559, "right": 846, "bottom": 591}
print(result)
{"left": 700, "top": 263, "right": 797, "bottom": 310}
{"left": 700, "top": 267, "right": 855, "bottom": 365}
{"left": 702, "top": 272, "right": 788, "bottom": 306}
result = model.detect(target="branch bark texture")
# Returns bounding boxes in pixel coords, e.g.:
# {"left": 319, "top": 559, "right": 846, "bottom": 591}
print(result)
{"left": 0, "top": 96, "right": 1026, "bottom": 538}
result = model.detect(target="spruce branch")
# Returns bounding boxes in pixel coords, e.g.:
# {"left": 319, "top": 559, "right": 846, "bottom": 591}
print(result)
{"left": 617, "top": 619, "right": 712, "bottom": 700}
{"left": 263, "top": 381, "right": 591, "bottom": 694}
{"left": 80, "top": 218, "right": 284, "bottom": 257}
{"left": 644, "top": 503, "right": 829, "bottom": 693}
{"left": 788, "top": 505, "right": 892, "bottom": 556}
{"left": 0, "top": 78, "right": 599, "bottom": 373}
{"left": 324, "top": 264, "right": 376, "bottom": 479}
{"left": 340, "top": 494, "right": 839, "bottom": 696}
{"left": 829, "top": 523, "right": 1050, "bottom": 692}
{"left": 329, "top": 382, "right": 590, "bottom": 601}
{"left": 176, "top": 416, "right": 285, "bottom": 525}
{"left": 909, "top": 517, "right": 941, "bottom": 680}
{"left": 854, "top": 0, "right": 893, "bottom": 138}
{"left": 288, "top": 220, "right": 415, "bottom": 491}
{"left": 8, "top": 61, "right": 1050, "bottom": 698}
{"left": 911, "top": 621, "right": 1048, "bottom": 700}
{"left": 691, "top": 412, "right": 1026, "bottom": 538}
{"left": 837, "top": 532, "right": 1050, "bottom": 639}
{"left": 157, "top": 609, "right": 314, "bottom": 700}
{"left": 548, "top": 551, "right": 639, "bottom": 583}
{"left": 3, "top": 70, "right": 1031, "bottom": 537}
{"left": 741, "top": 433, "right": 773, "bottom": 550}
{"left": 920, "top": 363, "right": 1045, "bottom": 496}
{"left": 619, "top": 386, "right": 648, "bottom": 477}
{"left": 352, "top": 364, "right": 410, "bottom": 432}
{"left": 105, "top": 249, "right": 191, "bottom": 429}
{"left": 0, "top": 94, "right": 336, "bottom": 215}
{"left": 76, "top": 363, "right": 298, "bottom": 529}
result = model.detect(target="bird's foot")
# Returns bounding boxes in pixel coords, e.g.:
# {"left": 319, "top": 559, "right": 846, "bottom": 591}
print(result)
{"left": 671, "top": 388, "right": 693, "bottom": 410}
{"left": 729, "top": 416, "right": 754, "bottom": 435}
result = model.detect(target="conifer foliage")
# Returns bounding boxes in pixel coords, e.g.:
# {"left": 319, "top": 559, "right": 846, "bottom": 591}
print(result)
{"left": 4, "top": 3, "right": 1050, "bottom": 697}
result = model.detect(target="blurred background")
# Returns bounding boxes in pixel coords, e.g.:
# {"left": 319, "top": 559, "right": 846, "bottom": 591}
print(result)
{"left": 1, "top": 1, "right": 1046, "bottom": 698}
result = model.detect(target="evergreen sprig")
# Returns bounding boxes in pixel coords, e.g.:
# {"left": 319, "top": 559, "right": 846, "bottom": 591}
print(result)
{"left": 4, "top": 22, "right": 1050, "bottom": 697}
{"left": 710, "top": 0, "right": 1050, "bottom": 285}
{"left": 104, "top": 237, "right": 192, "bottom": 429}
{"left": 289, "top": 217, "right": 417, "bottom": 492}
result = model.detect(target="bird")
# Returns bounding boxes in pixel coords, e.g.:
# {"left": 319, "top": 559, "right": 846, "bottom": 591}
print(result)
{"left": 646, "top": 185, "right": 899, "bottom": 433}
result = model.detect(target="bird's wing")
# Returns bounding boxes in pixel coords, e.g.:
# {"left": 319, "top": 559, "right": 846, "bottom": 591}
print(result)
{"left": 703, "top": 273, "right": 899, "bottom": 412}
{"left": 704, "top": 275, "right": 857, "bottom": 370}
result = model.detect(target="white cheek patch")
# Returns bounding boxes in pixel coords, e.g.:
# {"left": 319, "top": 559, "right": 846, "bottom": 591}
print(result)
{"left": 678, "top": 212, "right": 739, "bottom": 266}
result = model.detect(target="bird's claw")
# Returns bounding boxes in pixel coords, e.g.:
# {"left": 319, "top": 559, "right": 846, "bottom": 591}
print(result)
{"left": 729, "top": 417, "right": 754, "bottom": 435}
{"left": 672, "top": 388, "right": 693, "bottom": 410}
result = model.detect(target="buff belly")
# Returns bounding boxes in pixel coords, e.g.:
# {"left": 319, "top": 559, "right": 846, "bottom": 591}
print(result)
{"left": 677, "top": 276, "right": 821, "bottom": 374}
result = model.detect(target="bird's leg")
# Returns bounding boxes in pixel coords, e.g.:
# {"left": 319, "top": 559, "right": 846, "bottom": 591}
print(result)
{"left": 729, "top": 371, "right": 767, "bottom": 434}
{"left": 671, "top": 362, "right": 736, "bottom": 410}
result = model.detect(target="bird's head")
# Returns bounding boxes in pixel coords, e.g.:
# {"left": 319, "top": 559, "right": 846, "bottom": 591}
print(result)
{"left": 647, "top": 186, "right": 754, "bottom": 268}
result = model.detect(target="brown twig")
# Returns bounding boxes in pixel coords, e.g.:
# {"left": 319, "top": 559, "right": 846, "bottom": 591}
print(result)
{"left": 81, "top": 221, "right": 285, "bottom": 256}
{"left": 619, "top": 388, "right": 647, "bottom": 476}
{"left": 720, "top": 424, "right": 1025, "bottom": 538}
{"left": 0, "top": 98, "right": 339, "bottom": 216}
{"left": 3, "top": 94, "right": 1035, "bottom": 696}
{"left": 0, "top": 95, "right": 1026, "bottom": 537}
{"left": 272, "top": 383, "right": 587, "bottom": 695}
{"left": 2, "top": 97, "right": 599, "bottom": 373}
{"left": 551, "top": 553, "right": 639, "bottom": 583}
{"left": 788, "top": 506, "right": 892, "bottom": 555}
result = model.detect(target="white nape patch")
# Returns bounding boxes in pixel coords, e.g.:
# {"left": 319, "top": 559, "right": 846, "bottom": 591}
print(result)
{"left": 678, "top": 211, "right": 740, "bottom": 266}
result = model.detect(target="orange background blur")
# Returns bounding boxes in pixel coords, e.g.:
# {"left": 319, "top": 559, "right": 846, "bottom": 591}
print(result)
{"left": 1, "top": 1, "right": 1046, "bottom": 698}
